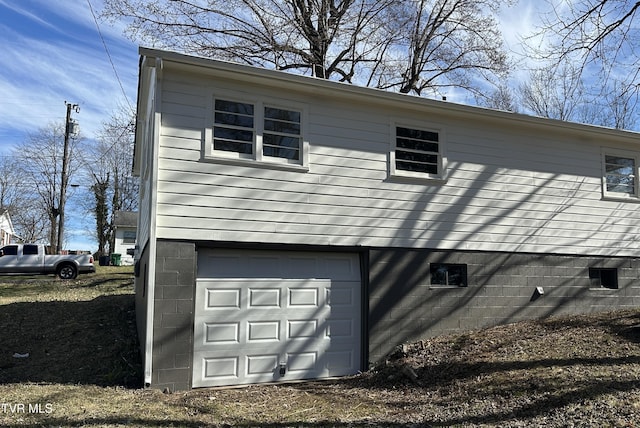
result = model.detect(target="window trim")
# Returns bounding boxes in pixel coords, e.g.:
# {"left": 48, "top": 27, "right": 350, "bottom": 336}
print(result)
{"left": 204, "top": 92, "right": 309, "bottom": 172}
{"left": 389, "top": 120, "right": 447, "bottom": 182}
{"left": 601, "top": 148, "right": 640, "bottom": 202}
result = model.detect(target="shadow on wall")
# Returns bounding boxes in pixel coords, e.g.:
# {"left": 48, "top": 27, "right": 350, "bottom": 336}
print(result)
{"left": 368, "top": 247, "right": 637, "bottom": 361}
{"left": 0, "top": 295, "right": 141, "bottom": 387}
{"left": 365, "top": 154, "right": 640, "bottom": 361}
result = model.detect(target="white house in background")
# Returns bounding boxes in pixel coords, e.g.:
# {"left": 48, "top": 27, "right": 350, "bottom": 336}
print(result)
{"left": 133, "top": 47, "right": 640, "bottom": 392}
{"left": 112, "top": 211, "right": 137, "bottom": 265}
{"left": 0, "top": 211, "right": 15, "bottom": 246}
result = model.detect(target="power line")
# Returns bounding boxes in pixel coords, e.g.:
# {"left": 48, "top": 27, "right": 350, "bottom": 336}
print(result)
{"left": 86, "top": 0, "right": 134, "bottom": 112}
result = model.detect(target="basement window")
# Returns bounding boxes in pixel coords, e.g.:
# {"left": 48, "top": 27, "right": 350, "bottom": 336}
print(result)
{"left": 589, "top": 267, "right": 618, "bottom": 289}
{"left": 430, "top": 263, "right": 467, "bottom": 287}
{"left": 390, "top": 123, "right": 446, "bottom": 181}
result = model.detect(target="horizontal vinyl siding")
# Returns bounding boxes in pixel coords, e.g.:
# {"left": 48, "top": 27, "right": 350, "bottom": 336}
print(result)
{"left": 154, "top": 71, "right": 640, "bottom": 257}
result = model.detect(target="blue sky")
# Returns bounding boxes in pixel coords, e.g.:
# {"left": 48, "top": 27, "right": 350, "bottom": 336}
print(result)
{"left": 0, "top": 0, "right": 139, "bottom": 250}
{"left": 0, "top": 0, "right": 138, "bottom": 145}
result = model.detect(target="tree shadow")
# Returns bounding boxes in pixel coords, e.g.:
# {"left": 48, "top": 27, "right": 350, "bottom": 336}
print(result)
{"left": 0, "top": 294, "right": 141, "bottom": 388}
{"left": 79, "top": 273, "right": 134, "bottom": 289}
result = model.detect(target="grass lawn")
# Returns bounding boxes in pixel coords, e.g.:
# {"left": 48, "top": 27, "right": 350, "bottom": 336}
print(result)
{"left": 2, "top": 267, "right": 640, "bottom": 427}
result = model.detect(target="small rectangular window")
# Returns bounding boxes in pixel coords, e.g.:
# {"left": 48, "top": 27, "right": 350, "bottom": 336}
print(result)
{"left": 390, "top": 123, "right": 446, "bottom": 181}
{"left": 263, "top": 107, "right": 302, "bottom": 161}
{"left": 602, "top": 150, "right": 639, "bottom": 200}
{"left": 395, "top": 126, "right": 440, "bottom": 174}
{"left": 605, "top": 155, "right": 635, "bottom": 195}
{"left": 213, "top": 99, "right": 255, "bottom": 155}
{"left": 430, "top": 263, "right": 467, "bottom": 287}
{"left": 123, "top": 230, "right": 136, "bottom": 244}
{"left": 589, "top": 267, "right": 618, "bottom": 289}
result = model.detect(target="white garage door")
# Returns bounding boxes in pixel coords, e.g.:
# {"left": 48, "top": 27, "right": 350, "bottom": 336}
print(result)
{"left": 193, "top": 249, "right": 362, "bottom": 388}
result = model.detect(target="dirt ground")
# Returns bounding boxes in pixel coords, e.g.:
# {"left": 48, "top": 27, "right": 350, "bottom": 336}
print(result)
{"left": 171, "top": 308, "right": 640, "bottom": 427}
{"left": 2, "top": 270, "right": 640, "bottom": 427}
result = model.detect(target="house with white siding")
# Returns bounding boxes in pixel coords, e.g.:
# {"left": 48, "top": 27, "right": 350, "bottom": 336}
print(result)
{"left": 133, "top": 47, "right": 640, "bottom": 391}
{"left": 113, "top": 211, "right": 137, "bottom": 266}
{"left": 0, "top": 211, "right": 14, "bottom": 246}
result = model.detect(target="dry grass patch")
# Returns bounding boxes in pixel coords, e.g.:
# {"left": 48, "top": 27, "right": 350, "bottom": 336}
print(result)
{"left": 2, "top": 268, "right": 640, "bottom": 427}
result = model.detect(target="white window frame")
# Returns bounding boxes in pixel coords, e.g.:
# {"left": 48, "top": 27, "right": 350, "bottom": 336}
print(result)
{"left": 389, "top": 120, "right": 447, "bottom": 182}
{"left": 601, "top": 148, "right": 640, "bottom": 201}
{"left": 204, "top": 91, "right": 309, "bottom": 171}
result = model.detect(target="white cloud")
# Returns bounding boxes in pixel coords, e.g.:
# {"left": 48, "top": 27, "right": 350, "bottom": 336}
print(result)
{"left": 0, "top": 0, "right": 139, "bottom": 149}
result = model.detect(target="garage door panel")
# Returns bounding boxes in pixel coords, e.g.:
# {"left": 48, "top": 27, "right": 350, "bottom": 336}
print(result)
{"left": 326, "top": 283, "right": 356, "bottom": 306}
{"left": 194, "top": 249, "right": 361, "bottom": 388}
{"left": 288, "top": 288, "right": 319, "bottom": 307}
{"left": 287, "top": 319, "right": 319, "bottom": 339}
{"left": 204, "top": 322, "right": 240, "bottom": 344}
{"left": 326, "top": 318, "right": 354, "bottom": 339}
{"left": 201, "top": 356, "right": 239, "bottom": 381}
{"left": 247, "top": 354, "right": 279, "bottom": 375}
{"left": 206, "top": 288, "right": 241, "bottom": 309}
{"left": 247, "top": 321, "right": 281, "bottom": 342}
{"left": 249, "top": 288, "right": 281, "bottom": 308}
{"left": 287, "top": 352, "right": 318, "bottom": 372}
{"left": 326, "top": 350, "right": 354, "bottom": 373}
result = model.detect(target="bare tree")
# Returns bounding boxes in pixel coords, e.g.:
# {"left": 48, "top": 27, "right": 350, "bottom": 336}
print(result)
{"left": 102, "top": 0, "right": 393, "bottom": 81}
{"left": 518, "top": 61, "right": 600, "bottom": 124}
{"left": 102, "top": 0, "right": 513, "bottom": 96}
{"left": 370, "top": 0, "right": 512, "bottom": 96}
{"left": 596, "top": 78, "right": 639, "bottom": 130}
{"left": 79, "top": 106, "right": 138, "bottom": 255}
{"left": 0, "top": 156, "right": 47, "bottom": 243}
{"left": 476, "top": 84, "right": 519, "bottom": 112}
{"left": 12, "top": 123, "right": 82, "bottom": 250}
{"left": 538, "top": 0, "right": 640, "bottom": 64}
{"left": 530, "top": 0, "right": 640, "bottom": 127}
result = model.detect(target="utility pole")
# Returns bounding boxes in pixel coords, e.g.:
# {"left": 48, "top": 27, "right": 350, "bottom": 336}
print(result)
{"left": 57, "top": 101, "right": 79, "bottom": 254}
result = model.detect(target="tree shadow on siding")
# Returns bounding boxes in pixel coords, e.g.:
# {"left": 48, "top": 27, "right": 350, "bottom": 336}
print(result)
{"left": 0, "top": 295, "right": 141, "bottom": 387}
{"left": 368, "top": 158, "right": 634, "bottom": 360}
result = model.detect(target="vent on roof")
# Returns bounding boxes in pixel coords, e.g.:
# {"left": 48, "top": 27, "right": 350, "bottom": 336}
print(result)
{"left": 312, "top": 64, "right": 326, "bottom": 79}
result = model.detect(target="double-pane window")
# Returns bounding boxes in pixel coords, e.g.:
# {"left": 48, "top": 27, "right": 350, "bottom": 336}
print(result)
{"left": 212, "top": 99, "right": 303, "bottom": 164}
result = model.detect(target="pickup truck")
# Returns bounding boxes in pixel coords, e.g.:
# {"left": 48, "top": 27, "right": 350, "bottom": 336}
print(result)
{"left": 0, "top": 244, "right": 95, "bottom": 279}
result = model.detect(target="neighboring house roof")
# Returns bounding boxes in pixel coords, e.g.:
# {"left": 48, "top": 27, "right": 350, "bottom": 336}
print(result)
{"left": 114, "top": 211, "right": 138, "bottom": 228}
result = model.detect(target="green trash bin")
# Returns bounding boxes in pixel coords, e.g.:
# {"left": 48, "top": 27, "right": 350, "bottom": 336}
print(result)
{"left": 110, "top": 253, "right": 122, "bottom": 266}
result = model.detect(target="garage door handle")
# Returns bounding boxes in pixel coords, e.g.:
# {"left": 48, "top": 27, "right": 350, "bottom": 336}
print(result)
{"left": 279, "top": 363, "right": 286, "bottom": 376}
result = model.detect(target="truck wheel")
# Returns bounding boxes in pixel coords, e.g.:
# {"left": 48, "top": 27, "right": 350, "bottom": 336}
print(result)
{"left": 58, "top": 264, "right": 78, "bottom": 280}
